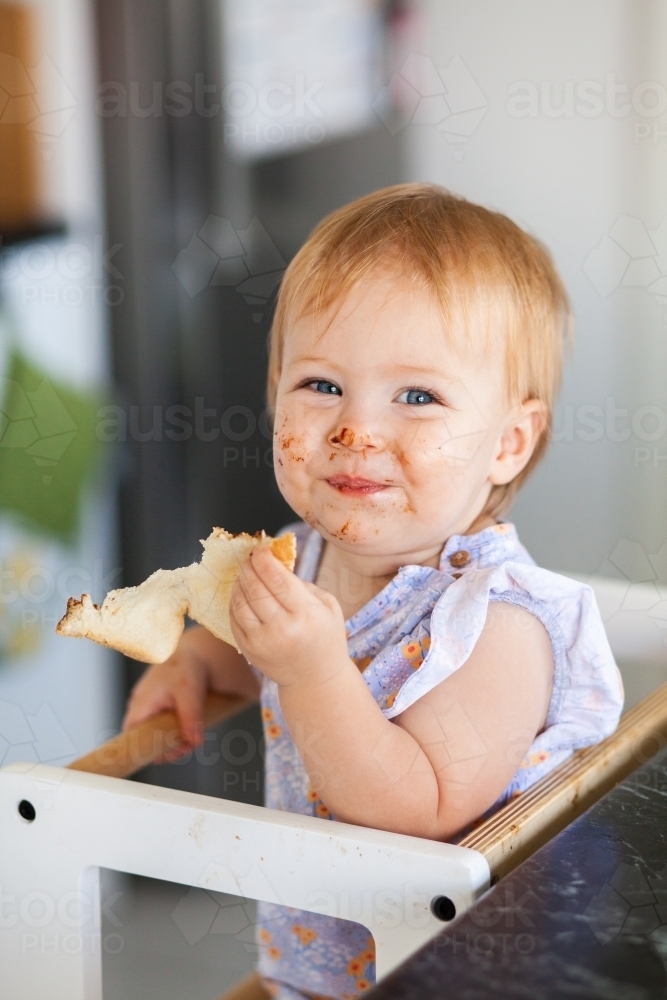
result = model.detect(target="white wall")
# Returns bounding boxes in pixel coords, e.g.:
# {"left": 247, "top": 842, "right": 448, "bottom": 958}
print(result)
{"left": 403, "top": 0, "right": 667, "bottom": 580}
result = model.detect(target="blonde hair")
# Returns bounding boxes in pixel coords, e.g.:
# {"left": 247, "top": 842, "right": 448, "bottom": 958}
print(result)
{"left": 267, "top": 183, "right": 570, "bottom": 518}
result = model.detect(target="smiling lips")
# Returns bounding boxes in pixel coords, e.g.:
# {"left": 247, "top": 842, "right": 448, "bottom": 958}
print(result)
{"left": 326, "top": 475, "right": 388, "bottom": 495}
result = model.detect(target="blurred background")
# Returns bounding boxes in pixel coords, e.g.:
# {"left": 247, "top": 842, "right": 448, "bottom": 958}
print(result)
{"left": 1, "top": 1, "right": 667, "bottom": 993}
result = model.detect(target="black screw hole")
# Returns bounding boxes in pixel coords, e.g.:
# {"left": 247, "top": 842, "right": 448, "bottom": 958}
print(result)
{"left": 490, "top": 874, "right": 500, "bottom": 886}
{"left": 18, "top": 800, "right": 36, "bottom": 822}
{"left": 431, "top": 895, "right": 456, "bottom": 921}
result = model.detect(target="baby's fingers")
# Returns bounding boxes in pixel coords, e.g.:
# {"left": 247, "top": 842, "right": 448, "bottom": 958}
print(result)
{"left": 250, "top": 546, "right": 305, "bottom": 611}
{"left": 302, "top": 580, "right": 336, "bottom": 604}
{"left": 237, "top": 556, "right": 286, "bottom": 623}
{"left": 123, "top": 673, "right": 173, "bottom": 732}
{"left": 123, "top": 664, "right": 206, "bottom": 755}
{"left": 168, "top": 674, "right": 206, "bottom": 749}
{"left": 229, "top": 578, "right": 262, "bottom": 634}
{"left": 302, "top": 581, "right": 346, "bottom": 619}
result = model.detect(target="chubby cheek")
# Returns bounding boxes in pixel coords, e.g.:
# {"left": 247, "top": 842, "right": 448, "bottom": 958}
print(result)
{"left": 395, "top": 423, "right": 494, "bottom": 516}
{"left": 272, "top": 409, "right": 317, "bottom": 504}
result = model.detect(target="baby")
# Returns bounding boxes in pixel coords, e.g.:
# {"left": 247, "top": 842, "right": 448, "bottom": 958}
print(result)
{"left": 124, "top": 184, "right": 623, "bottom": 999}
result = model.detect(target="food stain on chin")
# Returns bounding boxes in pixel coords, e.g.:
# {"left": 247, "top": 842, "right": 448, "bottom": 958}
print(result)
{"left": 331, "top": 521, "right": 357, "bottom": 542}
{"left": 303, "top": 510, "right": 325, "bottom": 533}
{"left": 403, "top": 501, "right": 416, "bottom": 514}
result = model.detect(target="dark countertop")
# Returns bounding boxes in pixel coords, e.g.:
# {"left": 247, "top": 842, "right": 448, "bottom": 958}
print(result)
{"left": 371, "top": 747, "right": 667, "bottom": 999}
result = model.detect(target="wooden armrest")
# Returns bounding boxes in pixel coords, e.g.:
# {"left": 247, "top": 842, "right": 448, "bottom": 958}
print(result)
{"left": 68, "top": 693, "right": 256, "bottom": 779}
{"left": 460, "top": 680, "right": 667, "bottom": 880}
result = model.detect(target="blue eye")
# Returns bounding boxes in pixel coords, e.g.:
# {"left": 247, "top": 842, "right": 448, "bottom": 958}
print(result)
{"left": 398, "top": 388, "right": 435, "bottom": 405}
{"left": 308, "top": 380, "right": 341, "bottom": 395}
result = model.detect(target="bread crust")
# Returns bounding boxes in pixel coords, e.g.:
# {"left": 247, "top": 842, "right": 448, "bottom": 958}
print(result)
{"left": 56, "top": 528, "right": 296, "bottom": 662}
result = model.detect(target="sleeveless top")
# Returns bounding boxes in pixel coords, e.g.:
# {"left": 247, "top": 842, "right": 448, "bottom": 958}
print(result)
{"left": 254, "top": 521, "right": 623, "bottom": 999}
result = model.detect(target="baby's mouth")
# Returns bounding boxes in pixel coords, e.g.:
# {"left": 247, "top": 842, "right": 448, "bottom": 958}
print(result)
{"left": 326, "top": 475, "right": 389, "bottom": 495}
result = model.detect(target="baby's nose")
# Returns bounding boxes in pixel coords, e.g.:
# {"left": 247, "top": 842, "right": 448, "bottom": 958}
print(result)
{"left": 327, "top": 426, "right": 376, "bottom": 450}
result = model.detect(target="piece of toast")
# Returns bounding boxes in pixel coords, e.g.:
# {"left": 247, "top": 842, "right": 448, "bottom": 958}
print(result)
{"left": 56, "top": 529, "right": 297, "bottom": 662}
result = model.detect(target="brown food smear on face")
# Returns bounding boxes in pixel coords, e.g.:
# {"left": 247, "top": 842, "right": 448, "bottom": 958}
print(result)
{"left": 278, "top": 432, "right": 306, "bottom": 461}
{"left": 331, "top": 525, "right": 356, "bottom": 542}
{"left": 329, "top": 452, "right": 336, "bottom": 460}
{"left": 340, "top": 520, "right": 350, "bottom": 536}
{"left": 331, "top": 427, "right": 355, "bottom": 447}
{"left": 393, "top": 445, "right": 409, "bottom": 467}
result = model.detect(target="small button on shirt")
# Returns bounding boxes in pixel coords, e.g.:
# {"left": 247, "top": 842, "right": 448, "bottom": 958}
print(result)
{"left": 448, "top": 548, "right": 470, "bottom": 568}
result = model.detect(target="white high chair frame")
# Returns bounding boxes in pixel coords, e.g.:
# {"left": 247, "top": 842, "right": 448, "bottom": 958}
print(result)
{"left": 2, "top": 575, "right": 667, "bottom": 1000}
{"left": 0, "top": 761, "right": 489, "bottom": 998}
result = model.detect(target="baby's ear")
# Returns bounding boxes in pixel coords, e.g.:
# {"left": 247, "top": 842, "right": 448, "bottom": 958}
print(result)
{"left": 519, "top": 399, "right": 549, "bottom": 443}
{"left": 489, "top": 399, "right": 547, "bottom": 486}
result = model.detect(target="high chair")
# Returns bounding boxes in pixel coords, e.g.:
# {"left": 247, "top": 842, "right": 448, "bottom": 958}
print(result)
{"left": 3, "top": 577, "right": 667, "bottom": 1000}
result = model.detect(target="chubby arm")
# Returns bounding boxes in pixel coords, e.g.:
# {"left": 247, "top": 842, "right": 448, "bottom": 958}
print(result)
{"left": 230, "top": 547, "right": 553, "bottom": 840}
{"left": 391, "top": 600, "right": 553, "bottom": 836}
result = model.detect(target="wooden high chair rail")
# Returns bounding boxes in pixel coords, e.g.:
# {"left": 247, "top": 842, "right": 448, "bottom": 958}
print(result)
{"left": 68, "top": 682, "right": 667, "bottom": 883}
{"left": 68, "top": 693, "right": 254, "bottom": 778}
{"left": 459, "top": 681, "right": 667, "bottom": 879}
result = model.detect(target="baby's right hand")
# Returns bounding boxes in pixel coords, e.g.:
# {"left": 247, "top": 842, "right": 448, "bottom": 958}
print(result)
{"left": 122, "top": 646, "right": 209, "bottom": 759}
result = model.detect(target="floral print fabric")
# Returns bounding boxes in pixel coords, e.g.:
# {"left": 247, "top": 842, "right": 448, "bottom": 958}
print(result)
{"left": 255, "top": 521, "right": 624, "bottom": 999}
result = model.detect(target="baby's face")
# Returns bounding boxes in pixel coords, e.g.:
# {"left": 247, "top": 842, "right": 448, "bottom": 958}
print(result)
{"left": 273, "top": 274, "right": 513, "bottom": 559}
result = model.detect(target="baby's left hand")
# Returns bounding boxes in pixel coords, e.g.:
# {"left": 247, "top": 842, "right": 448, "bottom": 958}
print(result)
{"left": 229, "top": 546, "right": 349, "bottom": 687}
